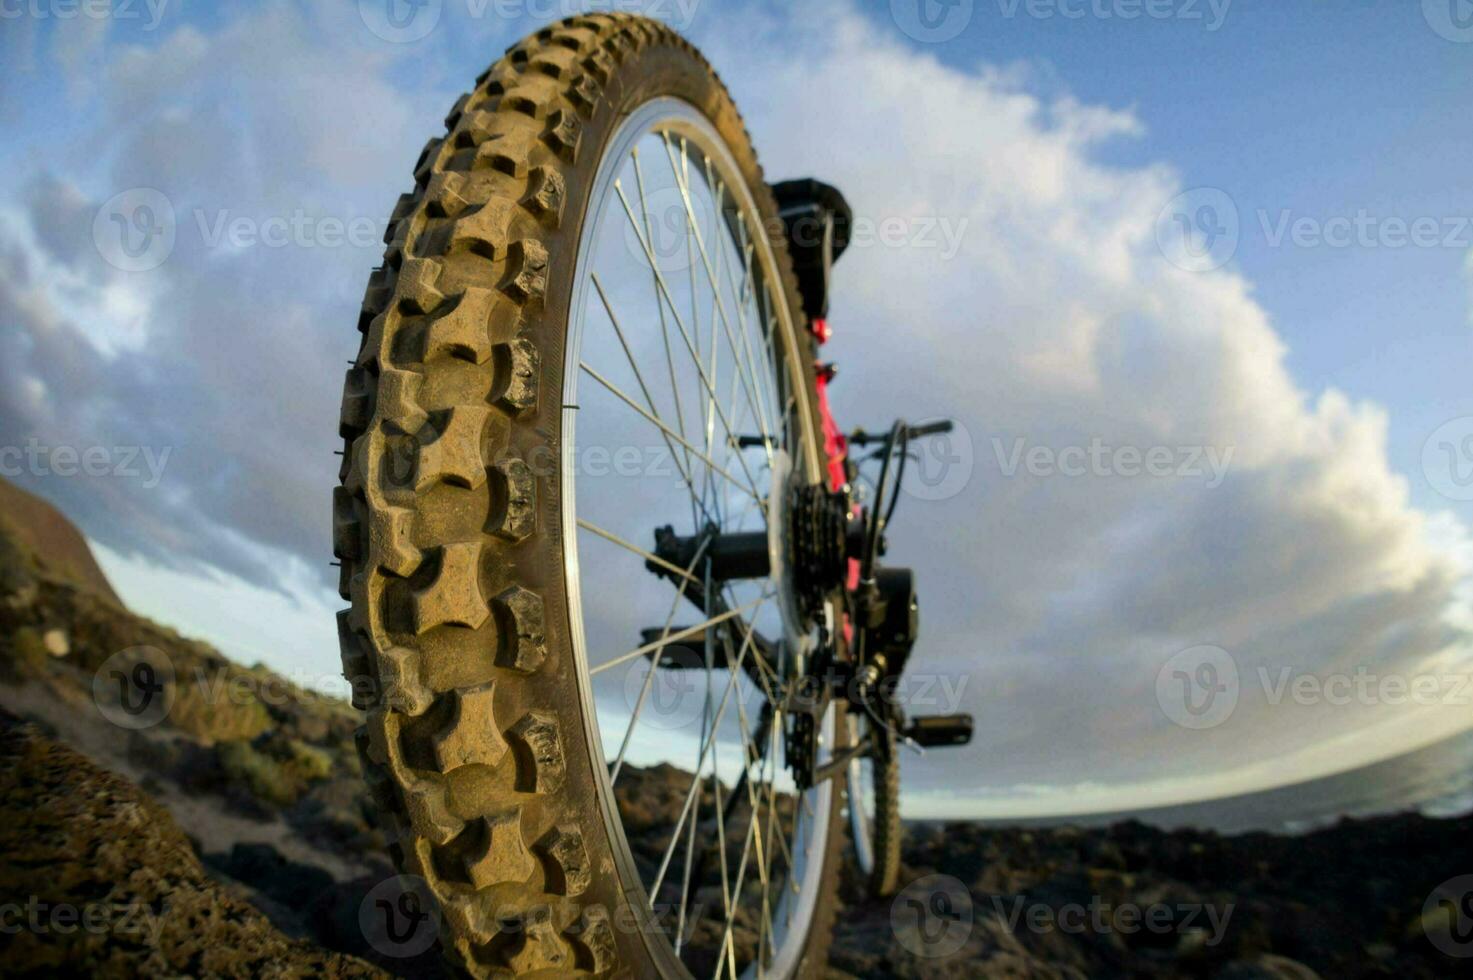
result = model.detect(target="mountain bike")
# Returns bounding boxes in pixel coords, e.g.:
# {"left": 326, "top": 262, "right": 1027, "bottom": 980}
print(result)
{"left": 334, "top": 13, "right": 971, "bottom": 978}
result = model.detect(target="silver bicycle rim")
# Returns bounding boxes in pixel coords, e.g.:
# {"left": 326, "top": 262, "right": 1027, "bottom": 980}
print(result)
{"left": 560, "top": 96, "right": 838, "bottom": 980}
{"left": 848, "top": 716, "right": 876, "bottom": 877}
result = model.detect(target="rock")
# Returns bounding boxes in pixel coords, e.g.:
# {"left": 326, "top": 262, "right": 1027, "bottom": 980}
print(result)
{"left": 306, "top": 876, "right": 453, "bottom": 978}
{"left": 205, "top": 842, "right": 335, "bottom": 913}
{"left": 42, "top": 628, "right": 69, "bottom": 657}
{"left": 7, "top": 626, "right": 52, "bottom": 678}
{"left": 0, "top": 709, "right": 383, "bottom": 978}
{"left": 1216, "top": 954, "right": 1323, "bottom": 980}
{"left": 1, "top": 581, "right": 39, "bottom": 611}
{"left": 1363, "top": 942, "right": 1394, "bottom": 961}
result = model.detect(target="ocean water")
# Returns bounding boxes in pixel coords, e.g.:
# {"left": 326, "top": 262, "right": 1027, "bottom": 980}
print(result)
{"left": 1002, "top": 727, "right": 1473, "bottom": 836}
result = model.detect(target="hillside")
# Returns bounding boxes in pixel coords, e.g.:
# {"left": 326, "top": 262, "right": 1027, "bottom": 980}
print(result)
{"left": 0, "top": 477, "right": 120, "bottom": 605}
{"left": 0, "top": 478, "right": 1468, "bottom": 978}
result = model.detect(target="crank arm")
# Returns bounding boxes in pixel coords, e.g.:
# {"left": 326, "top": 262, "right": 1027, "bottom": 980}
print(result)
{"left": 809, "top": 727, "right": 874, "bottom": 786}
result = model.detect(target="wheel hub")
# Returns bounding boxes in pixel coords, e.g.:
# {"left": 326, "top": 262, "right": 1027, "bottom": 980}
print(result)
{"left": 648, "top": 481, "right": 858, "bottom": 622}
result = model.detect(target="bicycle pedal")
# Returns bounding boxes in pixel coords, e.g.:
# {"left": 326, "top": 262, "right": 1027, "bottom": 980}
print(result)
{"left": 902, "top": 713, "right": 973, "bottom": 748}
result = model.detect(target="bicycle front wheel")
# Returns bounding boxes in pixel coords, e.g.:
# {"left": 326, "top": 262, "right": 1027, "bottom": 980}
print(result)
{"left": 335, "top": 13, "right": 847, "bottom": 978}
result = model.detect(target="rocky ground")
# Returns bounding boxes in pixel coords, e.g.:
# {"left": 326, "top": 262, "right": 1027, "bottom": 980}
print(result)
{"left": 827, "top": 811, "right": 1473, "bottom": 978}
{"left": 1, "top": 477, "right": 1469, "bottom": 978}
{"left": 0, "top": 709, "right": 377, "bottom": 978}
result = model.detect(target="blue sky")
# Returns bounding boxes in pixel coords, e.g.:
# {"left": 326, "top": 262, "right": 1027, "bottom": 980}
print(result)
{"left": 2, "top": 0, "right": 1471, "bottom": 817}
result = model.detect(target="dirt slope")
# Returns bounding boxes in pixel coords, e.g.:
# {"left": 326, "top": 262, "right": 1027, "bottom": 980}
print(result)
{"left": 0, "top": 476, "right": 120, "bottom": 604}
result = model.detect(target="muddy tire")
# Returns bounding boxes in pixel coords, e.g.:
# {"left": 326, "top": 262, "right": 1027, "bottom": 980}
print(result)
{"left": 334, "top": 13, "right": 843, "bottom": 978}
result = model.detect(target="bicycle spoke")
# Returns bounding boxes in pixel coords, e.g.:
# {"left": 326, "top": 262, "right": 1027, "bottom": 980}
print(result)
{"left": 648, "top": 603, "right": 769, "bottom": 900}
{"left": 589, "top": 272, "right": 714, "bottom": 528}
{"left": 613, "top": 180, "right": 769, "bottom": 504}
{"left": 713, "top": 700, "right": 778, "bottom": 980}
{"left": 609, "top": 535, "right": 712, "bottom": 784}
{"left": 581, "top": 361, "right": 759, "bottom": 504}
{"left": 631, "top": 146, "right": 695, "bottom": 490}
{"left": 592, "top": 598, "right": 765, "bottom": 676}
{"left": 576, "top": 517, "right": 698, "bottom": 585}
{"left": 708, "top": 162, "right": 781, "bottom": 465}
{"left": 663, "top": 135, "right": 779, "bottom": 471}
